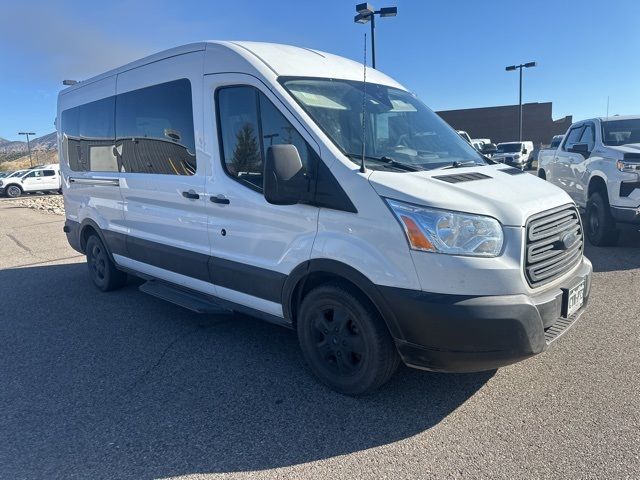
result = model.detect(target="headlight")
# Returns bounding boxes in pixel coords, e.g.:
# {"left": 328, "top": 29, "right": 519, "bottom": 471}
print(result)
{"left": 617, "top": 160, "right": 640, "bottom": 173}
{"left": 385, "top": 199, "right": 504, "bottom": 257}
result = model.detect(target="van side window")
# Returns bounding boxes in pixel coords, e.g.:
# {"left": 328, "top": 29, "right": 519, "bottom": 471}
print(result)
{"left": 116, "top": 79, "right": 196, "bottom": 175}
{"left": 217, "top": 86, "right": 315, "bottom": 191}
{"left": 61, "top": 97, "right": 115, "bottom": 172}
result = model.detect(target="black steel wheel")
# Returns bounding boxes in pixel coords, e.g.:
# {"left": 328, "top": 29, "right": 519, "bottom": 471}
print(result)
{"left": 297, "top": 283, "right": 399, "bottom": 396}
{"left": 586, "top": 191, "right": 619, "bottom": 246}
{"left": 85, "top": 235, "right": 127, "bottom": 292}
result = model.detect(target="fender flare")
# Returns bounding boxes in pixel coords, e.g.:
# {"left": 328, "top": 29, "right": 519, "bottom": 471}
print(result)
{"left": 281, "top": 259, "right": 404, "bottom": 340}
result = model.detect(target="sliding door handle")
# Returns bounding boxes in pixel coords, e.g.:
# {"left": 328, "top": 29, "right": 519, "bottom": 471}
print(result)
{"left": 182, "top": 190, "right": 200, "bottom": 200}
{"left": 210, "top": 195, "right": 230, "bottom": 205}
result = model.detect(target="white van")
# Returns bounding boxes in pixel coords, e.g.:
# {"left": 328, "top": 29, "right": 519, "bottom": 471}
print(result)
{"left": 0, "top": 164, "right": 61, "bottom": 197}
{"left": 493, "top": 141, "right": 535, "bottom": 170}
{"left": 58, "top": 42, "right": 592, "bottom": 395}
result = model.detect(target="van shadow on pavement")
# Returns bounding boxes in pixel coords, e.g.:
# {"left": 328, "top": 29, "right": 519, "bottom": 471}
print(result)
{"left": 0, "top": 262, "right": 492, "bottom": 479}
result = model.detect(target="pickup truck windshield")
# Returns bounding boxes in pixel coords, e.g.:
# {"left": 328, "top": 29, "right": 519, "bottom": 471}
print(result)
{"left": 497, "top": 143, "right": 522, "bottom": 153}
{"left": 281, "top": 78, "right": 486, "bottom": 170}
{"left": 602, "top": 119, "right": 640, "bottom": 146}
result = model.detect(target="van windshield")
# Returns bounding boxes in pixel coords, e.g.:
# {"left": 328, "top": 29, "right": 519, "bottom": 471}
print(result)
{"left": 281, "top": 78, "right": 486, "bottom": 170}
{"left": 602, "top": 118, "right": 640, "bottom": 146}
{"left": 497, "top": 143, "right": 522, "bottom": 153}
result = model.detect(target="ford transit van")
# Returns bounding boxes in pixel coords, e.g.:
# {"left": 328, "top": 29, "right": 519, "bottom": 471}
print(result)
{"left": 58, "top": 42, "right": 592, "bottom": 395}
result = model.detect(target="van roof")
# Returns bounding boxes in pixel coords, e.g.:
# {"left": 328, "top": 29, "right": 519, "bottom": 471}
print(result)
{"left": 59, "top": 41, "right": 404, "bottom": 96}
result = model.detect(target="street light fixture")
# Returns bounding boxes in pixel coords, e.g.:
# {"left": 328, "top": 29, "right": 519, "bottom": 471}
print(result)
{"left": 18, "top": 131, "right": 36, "bottom": 167}
{"left": 505, "top": 61, "right": 537, "bottom": 141}
{"left": 354, "top": 3, "right": 398, "bottom": 69}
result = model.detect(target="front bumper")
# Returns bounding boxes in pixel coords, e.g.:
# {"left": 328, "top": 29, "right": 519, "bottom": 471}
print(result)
{"left": 379, "top": 258, "right": 592, "bottom": 373}
{"left": 611, "top": 206, "right": 640, "bottom": 225}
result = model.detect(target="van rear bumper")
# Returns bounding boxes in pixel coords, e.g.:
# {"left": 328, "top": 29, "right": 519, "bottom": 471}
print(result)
{"left": 380, "top": 258, "right": 592, "bottom": 373}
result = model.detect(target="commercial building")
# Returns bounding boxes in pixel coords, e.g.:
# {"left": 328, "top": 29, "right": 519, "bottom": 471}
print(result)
{"left": 437, "top": 102, "right": 572, "bottom": 147}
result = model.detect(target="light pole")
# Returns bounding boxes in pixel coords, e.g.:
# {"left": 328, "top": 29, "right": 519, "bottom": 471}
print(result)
{"left": 354, "top": 3, "right": 397, "bottom": 69}
{"left": 505, "top": 62, "right": 536, "bottom": 142}
{"left": 18, "top": 132, "right": 36, "bottom": 167}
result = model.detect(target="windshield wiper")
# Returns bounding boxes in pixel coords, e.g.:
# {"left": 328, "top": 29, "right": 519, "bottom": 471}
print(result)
{"left": 345, "top": 153, "right": 421, "bottom": 172}
{"left": 436, "top": 160, "right": 481, "bottom": 170}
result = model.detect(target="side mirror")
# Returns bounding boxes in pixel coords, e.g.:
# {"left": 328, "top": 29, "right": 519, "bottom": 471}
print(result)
{"left": 264, "top": 144, "right": 306, "bottom": 205}
{"left": 569, "top": 143, "right": 590, "bottom": 158}
{"left": 522, "top": 148, "right": 528, "bottom": 154}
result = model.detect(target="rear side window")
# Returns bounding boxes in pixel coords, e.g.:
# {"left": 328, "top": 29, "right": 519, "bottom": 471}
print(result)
{"left": 61, "top": 97, "right": 116, "bottom": 172}
{"left": 550, "top": 137, "right": 562, "bottom": 148}
{"left": 216, "top": 85, "right": 315, "bottom": 191}
{"left": 116, "top": 79, "right": 196, "bottom": 175}
{"left": 61, "top": 79, "right": 196, "bottom": 175}
{"left": 43, "top": 170, "right": 55, "bottom": 177}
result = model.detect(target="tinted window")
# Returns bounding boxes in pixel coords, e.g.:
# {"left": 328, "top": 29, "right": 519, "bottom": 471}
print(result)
{"left": 564, "top": 126, "right": 584, "bottom": 150}
{"left": 116, "top": 79, "right": 196, "bottom": 175}
{"left": 550, "top": 137, "right": 562, "bottom": 148}
{"left": 602, "top": 119, "right": 640, "bottom": 146}
{"left": 61, "top": 97, "right": 115, "bottom": 172}
{"left": 217, "top": 86, "right": 316, "bottom": 191}
{"left": 43, "top": 170, "right": 55, "bottom": 177}
{"left": 61, "top": 106, "right": 82, "bottom": 171}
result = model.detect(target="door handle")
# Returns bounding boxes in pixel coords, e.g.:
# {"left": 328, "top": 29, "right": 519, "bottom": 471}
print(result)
{"left": 182, "top": 190, "right": 200, "bottom": 200}
{"left": 210, "top": 195, "right": 230, "bottom": 205}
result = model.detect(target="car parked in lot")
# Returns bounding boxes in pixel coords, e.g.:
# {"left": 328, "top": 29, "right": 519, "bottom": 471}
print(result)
{"left": 538, "top": 116, "right": 640, "bottom": 245}
{"left": 59, "top": 41, "right": 592, "bottom": 395}
{"left": 0, "top": 165, "right": 61, "bottom": 197}
{"left": 493, "top": 141, "right": 535, "bottom": 170}
{"left": 536, "top": 135, "right": 564, "bottom": 170}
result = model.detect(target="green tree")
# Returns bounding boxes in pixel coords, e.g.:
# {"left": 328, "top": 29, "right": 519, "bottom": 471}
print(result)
{"left": 231, "top": 123, "right": 260, "bottom": 174}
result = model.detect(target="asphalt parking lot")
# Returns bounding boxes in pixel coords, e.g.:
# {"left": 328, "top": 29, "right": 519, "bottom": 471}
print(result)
{"left": 0, "top": 200, "right": 638, "bottom": 480}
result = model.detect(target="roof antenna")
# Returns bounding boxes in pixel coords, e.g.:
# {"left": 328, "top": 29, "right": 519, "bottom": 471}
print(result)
{"left": 360, "top": 33, "right": 367, "bottom": 174}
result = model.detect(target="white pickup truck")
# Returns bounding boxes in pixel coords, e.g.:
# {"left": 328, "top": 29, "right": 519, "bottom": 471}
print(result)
{"left": 0, "top": 164, "right": 62, "bottom": 198}
{"left": 536, "top": 135, "right": 564, "bottom": 168}
{"left": 538, "top": 116, "right": 640, "bottom": 245}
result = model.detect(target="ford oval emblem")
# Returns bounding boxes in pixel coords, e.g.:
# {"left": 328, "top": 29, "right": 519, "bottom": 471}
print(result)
{"left": 561, "top": 231, "right": 579, "bottom": 250}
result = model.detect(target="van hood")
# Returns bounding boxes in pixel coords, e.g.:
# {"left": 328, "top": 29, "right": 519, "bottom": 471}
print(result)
{"left": 368, "top": 164, "right": 573, "bottom": 227}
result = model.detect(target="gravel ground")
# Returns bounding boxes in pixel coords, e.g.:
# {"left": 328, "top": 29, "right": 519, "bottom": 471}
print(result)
{"left": 6, "top": 194, "right": 65, "bottom": 215}
{"left": 0, "top": 202, "right": 638, "bottom": 480}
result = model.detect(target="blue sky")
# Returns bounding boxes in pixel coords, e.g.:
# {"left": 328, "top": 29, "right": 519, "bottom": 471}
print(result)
{"left": 1, "top": 0, "right": 639, "bottom": 141}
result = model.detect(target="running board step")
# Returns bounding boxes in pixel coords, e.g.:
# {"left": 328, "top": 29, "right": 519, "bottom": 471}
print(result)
{"left": 139, "top": 280, "right": 231, "bottom": 314}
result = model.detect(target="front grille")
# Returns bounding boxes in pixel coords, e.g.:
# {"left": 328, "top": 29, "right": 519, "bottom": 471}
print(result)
{"left": 525, "top": 205, "right": 583, "bottom": 287}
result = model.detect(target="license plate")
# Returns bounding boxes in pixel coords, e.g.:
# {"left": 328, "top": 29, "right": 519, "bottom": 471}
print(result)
{"left": 566, "top": 280, "right": 585, "bottom": 317}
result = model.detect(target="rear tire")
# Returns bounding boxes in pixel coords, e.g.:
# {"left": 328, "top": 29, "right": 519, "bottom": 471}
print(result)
{"left": 538, "top": 169, "right": 546, "bottom": 180}
{"left": 85, "top": 235, "right": 127, "bottom": 291}
{"left": 297, "top": 283, "right": 400, "bottom": 396}
{"left": 5, "top": 185, "right": 22, "bottom": 198}
{"left": 586, "top": 191, "right": 619, "bottom": 246}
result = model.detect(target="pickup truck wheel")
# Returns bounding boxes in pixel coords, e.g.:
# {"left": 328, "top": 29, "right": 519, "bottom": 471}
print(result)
{"left": 5, "top": 185, "right": 22, "bottom": 198}
{"left": 85, "top": 235, "right": 127, "bottom": 291}
{"left": 538, "top": 169, "right": 546, "bottom": 180}
{"left": 297, "top": 283, "right": 400, "bottom": 396}
{"left": 586, "top": 191, "right": 619, "bottom": 246}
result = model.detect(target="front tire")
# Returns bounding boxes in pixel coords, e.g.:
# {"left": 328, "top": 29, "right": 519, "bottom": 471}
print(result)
{"left": 85, "top": 235, "right": 127, "bottom": 291}
{"left": 297, "top": 283, "right": 400, "bottom": 396}
{"left": 586, "top": 191, "right": 619, "bottom": 246}
{"left": 5, "top": 185, "right": 22, "bottom": 198}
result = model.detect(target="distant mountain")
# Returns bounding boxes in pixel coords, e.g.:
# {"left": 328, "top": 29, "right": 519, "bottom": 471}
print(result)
{"left": 0, "top": 132, "right": 58, "bottom": 156}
